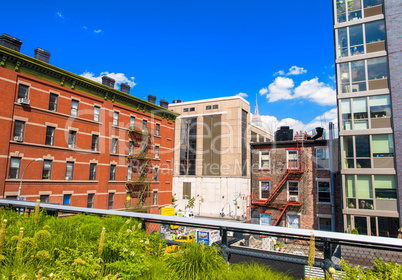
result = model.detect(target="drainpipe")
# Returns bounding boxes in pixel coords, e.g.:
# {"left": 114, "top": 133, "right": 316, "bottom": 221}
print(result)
{"left": 329, "top": 122, "right": 336, "bottom": 232}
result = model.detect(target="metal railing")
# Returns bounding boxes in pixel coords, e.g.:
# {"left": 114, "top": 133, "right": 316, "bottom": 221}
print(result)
{"left": 1, "top": 199, "right": 401, "bottom": 279}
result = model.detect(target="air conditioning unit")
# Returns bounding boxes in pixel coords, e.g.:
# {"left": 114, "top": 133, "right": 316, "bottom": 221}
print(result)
{"left": 13, "top": 136, "right": 23, "bottom": 142}
{"left": 65, "top": 176, "right": 72, "bottom": 180}
{"left": 289, "top": 196, "right": 298, "bottom": 202}
{"left": 17, "top": 98, "right": 30, "bottom": 105}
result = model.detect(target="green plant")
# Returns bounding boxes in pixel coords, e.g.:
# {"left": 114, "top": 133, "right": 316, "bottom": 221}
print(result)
{"left": 186, "top": 197, "right": 195, "bottom": 209}
{"left": 217, "top": 262, "right": 294, "bottom": 280}
{"left": 340, "top": 258, "right": 402, "bottom": 280}
{"left": 351, "top": 228, "right": 359, "bottom": 234}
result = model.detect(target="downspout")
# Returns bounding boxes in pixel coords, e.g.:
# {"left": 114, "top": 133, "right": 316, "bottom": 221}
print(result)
{"left": 329, "top": 122, "right": 336, "bottom": 232}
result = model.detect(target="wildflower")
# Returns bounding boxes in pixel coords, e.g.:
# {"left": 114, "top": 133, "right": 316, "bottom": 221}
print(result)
{"left": 125, "top": 220, "right": 130, "bottom": 224}
{"left": 138, "top": 223, "right": 142, "bottom": 230}
{"left": 132, "top": 224, "right": 136, "bottom": 231}
{"left": 74, "top": 258, "right": 86, "bottom": 265}
{"left": 140, "top": 240, "right": 144, "bottom": 243}
{"left": 0, "top": 255, "right": 5, "bottom": 262}
{"left": 98, "top": 227, "right": 106, "bottom": 255}
{"left": 34, "top": 230, "right": 51, "bottom": 243}
{"left": 36, "top": 250, "right": 50, "bottom": 261}
{"left": 48, "top": 273, "right": 54, "bottom": 278}
{"left": 0, "top": 220, "right": 7, "bottom": 254}
{"left": 145, "top": 239, "right": 149, "bottom": 245}
{"left": 130, "top": 251, "right": 135, "bottom": 256}
{"left": 328, "top": 267, "right": 336, "bottom": 275}
{"left": 16, "top": 228, "right": 24, "bottom": 252}
{"left": 34, "top": 199, "right": 40, "bottom": 224}
{"left": 126, "top": 229, "right": 132, "bottom": 233}
{"left": 122, "top": 247, "right": 128, "bottom": 252}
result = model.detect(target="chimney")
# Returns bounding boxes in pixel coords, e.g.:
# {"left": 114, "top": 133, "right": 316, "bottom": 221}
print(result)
{"left": 148, "top": 95, "right": 156, "bottom": 104}
{"left": 34, "top": 48, "right": 51, "bottom": 63}
{"left": 120, "top": 83, "right": 130, "bottom": 94}
{"left": 160, "top": 98, "right": 169, "bottom": 109}
{"left": 102, "top": 76, "right": 115, "bottom": 88}
{"left": 0, "top": 34, "right": 22, "bottom": 52}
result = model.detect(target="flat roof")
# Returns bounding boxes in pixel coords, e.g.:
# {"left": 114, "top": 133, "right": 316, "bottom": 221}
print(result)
{"left": 168, "top": 95, "right": 250, "bottom": 107}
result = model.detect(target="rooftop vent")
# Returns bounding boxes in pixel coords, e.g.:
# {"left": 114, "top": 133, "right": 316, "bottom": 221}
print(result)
{"left": 0, "top": 34, "right": 22, "bottom": 52}
{"left": 102, "top": 76, "right": 115, "bottom": 88}
{"left": 120, "top": 83, "right": 130, "bottom": 94}
{"left": 34, "top": 48, "right": 51, "bottom": 63}
{"left": 160, "top": 98, "right": 169, "bottom": 109}
{"left": 148, "top": 95, "right": 156, "bottom": 104}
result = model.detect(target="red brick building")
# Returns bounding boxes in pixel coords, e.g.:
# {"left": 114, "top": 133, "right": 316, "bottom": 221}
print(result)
{"left": 250, "top": 127, "right": 342, "bottom": 232}
{"left": 0, "top": 34, "right": 178, "bottom": 214}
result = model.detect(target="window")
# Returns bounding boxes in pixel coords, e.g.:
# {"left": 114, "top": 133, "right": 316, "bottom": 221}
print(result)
{"left": 49, "top": 93, "right": 58, "bottom": 112}
{"left": 127, "top": 165, "right": 133, "bottom": 181}
{"left": 155, "top": 146, "right": 159, "bottom": 159}
{"left": 372, "top": 134, "right": 393, "bottom": 157}
{"left": 287, "top": 150, "right": 298, "bottom": 169}
{"left": 345, "top": 175, "right": 375, "bottom": 210}
{"left": 179, "top": 118, "right": 197, "bottom": 175}
{"left": 260, "top": 213, "right": 271, "bottom": 225}
{"left": 319, "top": 217, "right": 332, "bottom": 231}
{"left": 142, "top": 119, "right": 147, "bottom": 133}
{"left": 65, "top": 162, "right": 74, "bottom": 180}
{"left": 370, "top": 95, "right": 390, "bottom": 119}
{"left": 45, "top": 127, "right": 55, "bottom": 146}
{"left": 154, "top": 167, "right": 159, "bottom": 181}
{"left": 375, "top": 175, "right": 396, "bottom": 199}
{"left": 111, "top": 138, "right": 118, "bottom": 154}
{"left": 318, "top": 181, "right": 331, "bottom": 203}
{"left": 108, "top": 193, "right": 114, "bottom": 209}
{"left": 128, "top": 141, "right": 134, "bottom": 156}
{"left": 183, "top": 108, "right": 189, "bottom": 112}
{"left": 87, "top": 194, "right": 95, "bottom": 208}
{"left": 13, "top": 120, "right": 25, "bottom": 142}
{"left": 335, "top": 0, "right": 384, "bottom": 24}
{"left": 110, "top": 165, "right": 116, "bottom": 180}
{"left": 155, "top": 124, "right": 160, "bottom": 136}
{"left": 189, "top": 107, "right": 195, "bottom": 112}
{"left": 287, "top": 181, "right": 299, "bottom": 202}
{"left": 94, "top": 106, "right": 100, "bottom": 122}
{"left": 91, "top": 135, "right": 99, "bottom": 152}
{"left": 71, "top": 100, "right": 79, "bottom": 117}
{"left": 259, "top": 181, "right": 271, "bottom": 200}
{"left": 288, "top": 215, "right": 300, "bottom": 229}
{"left": 89, "top": 163, "right": 97, "bottom": 180}
{"left": 316, "top": 148, "right": 329, "bottom": 169}
{"left": 113, "top": 111, "right": 119, "bottom": 126}
{"left": 343, "top": 135, "right": 371, "bottom": 168}
{"left": 183, "top": 182, "right": 191, "bottom": 199}
{"left": 68, "top": 131, "right": 77, "bottom": 149}
{"left": 63, "top": 194, "right": 71, "bottom": 206}
{"left": 40, "top": 195, "right": 49, "bottom": 203}
{"left": 259, "top": 150, "right": 270, "bottom": 169}
{"left": 130, "top": 116, "right": 135, "bottom": 129}
{"left": 339, "top": 57, "right": 388, "bottom": 94}
{"left": 9, "top": 157, "right": 21, "bottom": 179}
{"left": 18, "top": 84, "right": 29, "bottom": 99}
{"left": 153, "top": 191, "right": 158, "bottom": 205}
{"left": 42, "top": 160, "right": 52, "bottom": 180}
{"left": 213, "top": 105, "right": 218, "bottom": 109}
{"left": 206, "top": 105, "right": 211, "bottom": 110}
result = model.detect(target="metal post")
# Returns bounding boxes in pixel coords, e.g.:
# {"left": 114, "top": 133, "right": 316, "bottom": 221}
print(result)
{"left": 17, "top": 158, "right": 43, "bottom": 200}
{"left": 220, "top": 227, "right": 229, "bottom": 262}
{"left": 323, "top": 239, "right": 333, "bottom": 279}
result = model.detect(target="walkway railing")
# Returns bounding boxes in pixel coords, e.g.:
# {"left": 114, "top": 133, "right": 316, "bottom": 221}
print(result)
{"left": 1, "top": 199, "right": 401, "bottom": 279}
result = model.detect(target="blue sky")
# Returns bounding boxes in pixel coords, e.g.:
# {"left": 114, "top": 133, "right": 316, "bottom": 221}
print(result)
{"left": 1, "top": 0, "right": 337, "bottom": 135}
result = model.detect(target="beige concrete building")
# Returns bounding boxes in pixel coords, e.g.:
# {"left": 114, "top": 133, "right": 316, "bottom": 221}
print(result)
{"left": 169, "top": 96, "right": 272, "bottom": 218}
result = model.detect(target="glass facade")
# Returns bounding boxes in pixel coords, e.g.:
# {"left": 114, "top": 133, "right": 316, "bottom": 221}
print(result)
{"left": 179, "top": 118, "right": 197, "bottom": 175}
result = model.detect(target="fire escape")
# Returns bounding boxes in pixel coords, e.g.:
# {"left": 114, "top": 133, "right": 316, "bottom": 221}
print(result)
{"left": 126, "top": 123, "right": 154, "bottom": 211}
{"left": 252, "top": 139, "right": 304, "bottom": 226}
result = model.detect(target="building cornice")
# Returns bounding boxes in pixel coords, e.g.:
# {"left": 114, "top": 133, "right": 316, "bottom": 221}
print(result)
{"left": 0, "top": 45, "right": 179, "bottom": 122}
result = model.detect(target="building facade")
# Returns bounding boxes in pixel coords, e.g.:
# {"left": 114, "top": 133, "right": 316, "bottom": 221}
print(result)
{"left": 0, "top": 35, "right": 178, "bottom": 214}
{"left": 169, "top": 96, "right": 272, "bottom": 218}
{"left": 333, "top": 0, "right": 401, "bottom": 236}
{"left": 250, "top": 128, "right": 341, "bottom": 232}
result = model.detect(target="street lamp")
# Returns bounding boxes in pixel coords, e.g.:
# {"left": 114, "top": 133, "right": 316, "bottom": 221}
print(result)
{"left": 17, "top": 158, "right": 43, "bottom": 200}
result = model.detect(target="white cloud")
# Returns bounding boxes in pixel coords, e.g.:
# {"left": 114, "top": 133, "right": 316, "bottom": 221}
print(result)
{"left": 83, "top": 26, "right": 88, "bottom": 30}
{"left": 258, "top": 107, "right": 338, "bottom": 139}
{"left": 274, "top": 70, "right": 285, "bottom": 76}
{"left": 259, "top": 88, "right": 268, "bottom": 95}
{"left": 293, "top": 77, "right": 336, "bottom": 106}
{"left": 56, "top": 12, "right": 64, "bottom": 18}
{"left": 81, "top": 71, "right": 136, "bottom": 89}
{"left": 287, "top": 66, "right": 307, "bottom": 75}
{"left": 265, "top": 77, "right": 294, "bottom": 102}
{"left": 236, "top": 92, "right": 248, "bottom": 98}
{"left": 94, "top": 29, "right": 103, "bottom": 34}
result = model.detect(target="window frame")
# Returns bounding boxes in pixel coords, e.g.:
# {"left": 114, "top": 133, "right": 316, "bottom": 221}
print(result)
{"left": 87, "top": 193, "right": 95, "bottom": 208}
{"left": 108, "top": 193, "right": 114, "bottom": 209}
{"left": 111, "top": 138, "right": 118, "bottom": 154}
{"left": 42, "top": 160, "right": 52, "bottom": 180}
{"left": 259, "top": 180, "right": 271, "bottom": 200}
{"left": 318, "top": 181, "right": 331, "bottom": 203}
{"left": 155, "top": 146, "right": 160, "bottom": 159}
{"left": 71, "top": 100, "right": 79, "bottom": 117}
{"left": 18, "top": 84, "right": 29, "bottom": 99}
{"left": 45, "top": 126, "right": 55, "bottom": 146}
{"left": 113, "top": 111, "right": 119, "bottom": 126}
{"left": 110, "top": 165, "right": 116, "bottom": 181}
{"left": 13, "top": 120, "right": 25, "bottom": 141}
{"left": 154, "top": 167, "right": 159, "bottom": 181}
{"left": 287, "top": 150, "right": 299, "bottom": 170}
{"left": 94, "top": 106, "right": 101, "bottom": 122}
{"left": 318, "top": 217, "right": 332, "bottom": 231}
{"left": 68, "top": 130, "right": 77, "bottom": 149}
{"left": 49, "top": 93, "right": 58, "bottom": 112}
{"left": 287, "top": 214, "right": 300, "bottom": 229}
{"left": 155, "top": 123, "right": 160, "bottom": 136}
{"left": 63, "top": 194, "right": 71, "bottom": 206}
{"left": 130, "top": 116, "right": 135, "bottom": 130}
{"left": 287, "top": 181, "right": 300, "bottom": 202}
{"left": 89, "top": 163, "right": 97, "bottom": 180}
{"left": 91, "top": 134, "right": 99, "bottom": 152}
{"left": 9, "top": 157, "right": 21, "bottom": 179}
{"left": 259, "top": 150, "right": 270, "bottom": 169}
{"left": 153, "top": 191, "right": 158, "bottom": 205}
{"left": 316, "top": 147, "right": 330, "bottom": 169}
{"left": 65, "top": 162, "right": 74, "bottom": 180}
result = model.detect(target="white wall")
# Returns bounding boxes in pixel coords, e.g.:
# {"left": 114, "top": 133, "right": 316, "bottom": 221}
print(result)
{"left": 172, "top": 176, "right": 249, "bottom": 219}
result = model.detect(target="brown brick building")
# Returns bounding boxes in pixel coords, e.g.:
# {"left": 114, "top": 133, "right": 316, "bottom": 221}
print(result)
{"left": 250, "top": 127, "right": 341, "bottom": 232}
{"left": 0, "top": 35, "right": 178, "bottom": 213}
